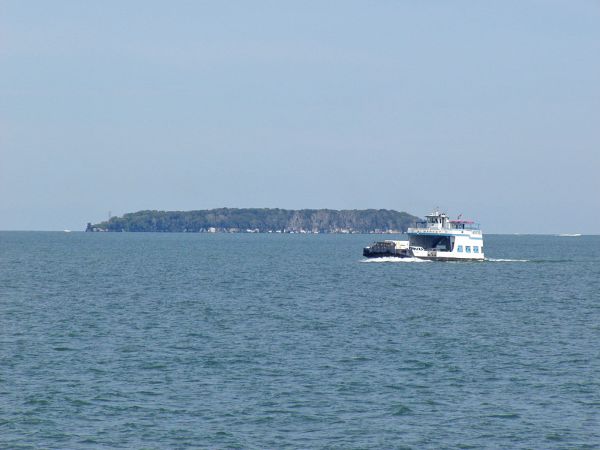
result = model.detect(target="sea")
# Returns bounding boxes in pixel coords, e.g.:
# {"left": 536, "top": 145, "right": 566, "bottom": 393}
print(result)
{"left": 1, "top": 232, "right": 599, "bottom": 449}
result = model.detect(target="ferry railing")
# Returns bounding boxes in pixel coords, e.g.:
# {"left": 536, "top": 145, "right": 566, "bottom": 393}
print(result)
{"left": 407, "top": 225, "right": 481, "bottom": 234}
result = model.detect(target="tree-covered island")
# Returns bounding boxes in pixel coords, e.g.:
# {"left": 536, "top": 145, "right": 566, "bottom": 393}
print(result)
{"left": 86, "top": 208, "right": 420, "bottom": 234}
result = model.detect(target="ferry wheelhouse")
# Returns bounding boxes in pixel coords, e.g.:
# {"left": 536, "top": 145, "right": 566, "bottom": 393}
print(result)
{"left": 363, "top": 210, "right": 484, "bottom": 261}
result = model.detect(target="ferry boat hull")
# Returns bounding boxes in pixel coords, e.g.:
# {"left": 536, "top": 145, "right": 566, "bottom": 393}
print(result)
{"left": 362, "top": 247, "right": 483, "bottom": 261}
{"left": 363, "top": 210, "right": 485, "bottom": 261}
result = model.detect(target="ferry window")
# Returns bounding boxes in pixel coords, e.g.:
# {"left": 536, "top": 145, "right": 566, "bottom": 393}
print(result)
{"left": 466, "top": 246, "right": 471, "bottom": 253}
{"left": 457, "top": 245, "right": 463, "bottom": 252}
{"left": 474, "top": 246, "right": 479, "bottom": 253}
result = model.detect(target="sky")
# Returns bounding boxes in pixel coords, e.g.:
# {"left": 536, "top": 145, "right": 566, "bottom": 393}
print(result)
{"left": 1, "top": 1, "right": 599, "bottom": 233}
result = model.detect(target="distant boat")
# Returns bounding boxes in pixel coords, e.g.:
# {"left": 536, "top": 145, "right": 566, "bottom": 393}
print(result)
{"left": 558, "top": 233, "right": 581, "bottom": 237}
{"left": 63, "top": 229, "right": 71, "bottom": 233}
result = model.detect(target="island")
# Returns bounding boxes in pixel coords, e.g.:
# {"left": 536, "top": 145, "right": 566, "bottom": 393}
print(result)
{"left": 86, "top": 208, "right": 419, "bottom": 234}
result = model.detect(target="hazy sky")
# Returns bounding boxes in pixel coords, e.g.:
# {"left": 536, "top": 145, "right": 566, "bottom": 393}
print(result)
{"left": 1, "top": 1, "right": 599, "bottom": 233}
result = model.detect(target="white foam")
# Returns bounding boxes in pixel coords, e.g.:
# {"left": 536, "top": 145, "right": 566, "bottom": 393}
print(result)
{"left": 557, "top": 233, "right": 581, "bottom": 237}
{"left": 486, "top": 258, "right": 529, "bottom": 262}
{"left": 361, "top": 257, "right": 431, "bottom": 263}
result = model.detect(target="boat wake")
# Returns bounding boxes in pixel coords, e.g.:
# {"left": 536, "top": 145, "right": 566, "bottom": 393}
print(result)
{"left": 361, "top": 257, "right": 431, "bottom": 263}
{"left": 363, "top": 257, "right": 532, "bottom": 263}
{"left": 486, "top": 258, "right": 530, "bottom": 262}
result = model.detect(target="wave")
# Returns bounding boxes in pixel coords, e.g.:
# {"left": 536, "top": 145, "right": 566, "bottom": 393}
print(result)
{"left": 361, "top": 257, "right": 431, "bottom": 263}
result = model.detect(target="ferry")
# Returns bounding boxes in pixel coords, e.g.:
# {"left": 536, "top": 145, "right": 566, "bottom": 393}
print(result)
{"left": 363, "top": 210, "right": 484, "bottom": 261}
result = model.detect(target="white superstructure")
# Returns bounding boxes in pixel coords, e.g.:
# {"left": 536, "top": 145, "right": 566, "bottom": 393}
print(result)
{"left": 406, "top": 211, "right": 484, "bottom": 260}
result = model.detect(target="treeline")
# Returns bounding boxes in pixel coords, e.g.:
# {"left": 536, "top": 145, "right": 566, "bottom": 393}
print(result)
{"left": 87, "top": 208, "right": 419, "bottom": 233}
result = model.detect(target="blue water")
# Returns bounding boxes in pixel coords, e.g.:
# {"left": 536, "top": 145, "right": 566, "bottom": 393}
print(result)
{"left": 1, "top": 232, "right": 599, "bottom": 448}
